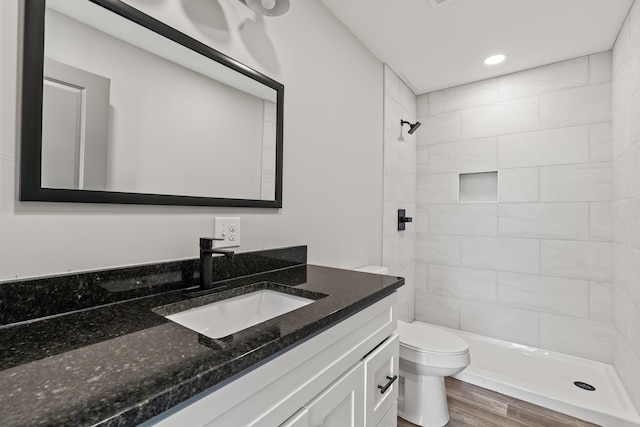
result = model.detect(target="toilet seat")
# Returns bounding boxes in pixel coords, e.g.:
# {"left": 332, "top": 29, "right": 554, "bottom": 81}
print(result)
{"left": 398, "top": 320, "right": 469, "bottom": 355}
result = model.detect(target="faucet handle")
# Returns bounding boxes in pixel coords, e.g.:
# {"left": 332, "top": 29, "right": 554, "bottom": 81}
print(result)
{"left": 199, "top": 237, "right": 224, "bottom": 250}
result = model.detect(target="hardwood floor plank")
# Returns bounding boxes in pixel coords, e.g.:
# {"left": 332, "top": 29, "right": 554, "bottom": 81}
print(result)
{"left": 505, "top": 405, "right": 577, "bottom": 427}
{"left": 444, "top": 377, "right": 510, "bottom": 417}
{"left": 397, "top": 378, "right": 602, "bottom": 427}
{"left": 449, "top": 397, "right": 530, "bottom": 427}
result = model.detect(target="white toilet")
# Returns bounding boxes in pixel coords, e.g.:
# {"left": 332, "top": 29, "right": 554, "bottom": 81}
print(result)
{"left": 397, "top": 320, "right": 470, "bottom": 427}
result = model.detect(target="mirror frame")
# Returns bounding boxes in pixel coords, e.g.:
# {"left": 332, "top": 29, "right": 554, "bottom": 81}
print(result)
{"left": 21, "top": 0, "right": 284, "bottom": 208}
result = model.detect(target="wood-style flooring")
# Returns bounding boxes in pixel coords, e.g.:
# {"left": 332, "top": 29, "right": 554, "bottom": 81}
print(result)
{"left": 397, "top": 377, "right": 601, "bottom": 427}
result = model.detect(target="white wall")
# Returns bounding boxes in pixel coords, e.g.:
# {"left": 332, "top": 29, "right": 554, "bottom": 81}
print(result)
{"left": 0, "top": 0, "right": 384, "bottom": 281}
{"left": 415, "top": 54, "right": 614, "bottom": 363}
{"left": 383, "top": 65, "right": 416, "bottom": 322}
{"left": 612, "top": 0, "right": 640, "bottom": 410}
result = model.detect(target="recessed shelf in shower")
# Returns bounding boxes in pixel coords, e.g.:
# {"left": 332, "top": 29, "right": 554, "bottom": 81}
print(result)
{"left": 458, "top": 171, "right": 498, "bottom": 203}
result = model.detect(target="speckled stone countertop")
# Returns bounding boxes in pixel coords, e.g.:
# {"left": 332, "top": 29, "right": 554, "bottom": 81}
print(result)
{"left": 0, "top": 246, "right": 403, "bottom": 426}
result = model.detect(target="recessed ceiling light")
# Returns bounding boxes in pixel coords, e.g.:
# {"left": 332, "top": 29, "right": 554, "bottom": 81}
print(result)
{"left": 484, "top": 54, "right": 506, "bottom": 66}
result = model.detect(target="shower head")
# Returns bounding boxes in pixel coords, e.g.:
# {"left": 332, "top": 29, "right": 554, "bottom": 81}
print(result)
{"left": 401, "top": 120, "right": 422, "bottom": 135}
{"left": 408, "top": 121, "right": 421, "bottom": 134}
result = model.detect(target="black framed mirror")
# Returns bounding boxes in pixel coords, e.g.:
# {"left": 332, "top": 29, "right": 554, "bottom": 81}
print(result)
{"left": 21, "top": 0, "right": 284, "bottom": 208}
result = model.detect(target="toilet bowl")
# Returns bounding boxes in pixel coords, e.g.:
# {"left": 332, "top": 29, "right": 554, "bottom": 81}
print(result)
{"left": 397, "top": 320, "right": 470, "bottom": 427}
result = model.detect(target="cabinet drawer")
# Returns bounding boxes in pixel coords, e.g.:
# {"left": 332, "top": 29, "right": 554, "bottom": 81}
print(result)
{"left": 363, "top": 333, "right": 399, "bottom": 427}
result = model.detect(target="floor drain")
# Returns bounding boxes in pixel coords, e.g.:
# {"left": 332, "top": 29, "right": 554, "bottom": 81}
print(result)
{"left": 574, "top": 381, "right": 596, "bottom": 391}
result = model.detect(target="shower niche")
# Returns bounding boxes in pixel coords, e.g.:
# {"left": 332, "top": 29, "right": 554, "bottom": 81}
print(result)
{"left": 458, "top": 171, "right": 498, "bottom": 203}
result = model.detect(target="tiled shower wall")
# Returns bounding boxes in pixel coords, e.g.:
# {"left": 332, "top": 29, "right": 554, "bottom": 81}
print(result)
{"left": 415, "top": 53, "right": 614, "bottom": 363}
{"left": 383, "top": 65, "right": 416, "bottom": 322}
{"left": 612, "top": 0, "right": 640, "bottom": 409}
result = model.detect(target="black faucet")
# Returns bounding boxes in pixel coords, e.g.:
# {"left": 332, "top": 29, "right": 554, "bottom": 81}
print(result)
{"left": 199, "top": 237, "right": 235, "bottom": 291}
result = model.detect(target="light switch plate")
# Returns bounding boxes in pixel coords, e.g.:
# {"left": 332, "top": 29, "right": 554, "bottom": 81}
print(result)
{"left": 213, "top": 217, "right": 241, "bottom": 248}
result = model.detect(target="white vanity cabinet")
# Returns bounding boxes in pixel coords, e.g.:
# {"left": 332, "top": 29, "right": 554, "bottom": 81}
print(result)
{"left": 280, "top": 332, "right": 399, "bottom": 427}
{"left": 146, "top": 293, "right": 398, "bottom": 427}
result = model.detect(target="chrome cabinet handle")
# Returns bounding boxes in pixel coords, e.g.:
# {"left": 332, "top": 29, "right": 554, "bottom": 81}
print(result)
{"left": 377, "top": 375, "right": 398, "bottom": 394}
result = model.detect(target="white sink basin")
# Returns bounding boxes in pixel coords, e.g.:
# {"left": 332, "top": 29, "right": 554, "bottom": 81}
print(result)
{"left": 166, "top": 290, "right": 314, "bottom": 339}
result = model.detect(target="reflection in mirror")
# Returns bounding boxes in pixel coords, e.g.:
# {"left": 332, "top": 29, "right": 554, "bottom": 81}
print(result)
{"left": 21, "top": 0, "right": 283, "bottom": 207}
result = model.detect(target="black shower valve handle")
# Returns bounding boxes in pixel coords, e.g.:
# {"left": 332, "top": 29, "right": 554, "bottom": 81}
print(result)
{"left": 398, "top": 209, "right": 413, "bottom": 231}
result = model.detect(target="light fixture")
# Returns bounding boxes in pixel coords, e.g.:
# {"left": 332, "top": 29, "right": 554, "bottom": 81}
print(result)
{"left": 238, "top": 0, "right": 290, "bottom": 16}
{"left": 484, "top": 54, "right": 506, "bottom": 66}
{"left": 401, "top": 120, "right": 421, "bottom": 135}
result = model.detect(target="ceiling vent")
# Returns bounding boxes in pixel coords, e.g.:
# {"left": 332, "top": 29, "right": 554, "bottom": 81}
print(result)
{"left": 429, "top": 0, "right": 456, "bottom": 8}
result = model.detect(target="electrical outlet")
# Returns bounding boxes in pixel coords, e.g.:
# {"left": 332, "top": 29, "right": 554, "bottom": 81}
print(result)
{"left": 213, "top": 217, "right": 241, "bottom": 249}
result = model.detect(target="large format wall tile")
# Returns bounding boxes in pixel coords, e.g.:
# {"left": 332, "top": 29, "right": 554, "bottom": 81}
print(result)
{"left": 498, "top": 126, "right": 589, "bottom": 169}
{"left": 540, "top": 162, "right": 612, "bottom": 202}
{"left": 498, "top": 168, "right": 539, "bottom": 202}
{"left": 383, "top": 234, "right": 415, "bottom": 275}
{"left": 419, "top": 111, "right": 461, "bottom": 146}
{"left": 590, "top": 202, "right": 613, "bottom": 242}
{"left": 428, "top": 264, "right": 497, "bottom": 302}
{"left": 613, "top": 334, "right": 640, "bottom": 410}
{"left": 540, "top": 314, "right": 612, "bottom": 362}
{"left": 612, "top": 16, "right": 629, "bottom": 74}
{"left": 429, "top": 204, "right": 497, "bottom": 236}
{"left": 427, "top": 137, "right": 497, "bottom": 174}
{"left": 589, "top": 281, "right": 613, "bottom": 322}
{"left": 589, "top": 121, "right": 613, "bottom": 162}
{"left": 384, "top": 66, "right": 401, "bottom": 103}
{"left": 540, "top": 240, "right": 612, "bottom": 281}
{"left": 415, "top": 234, "right": 461, "bottom": 265}
{"left": 613, "top": 287, "right": 640, "bottom": 358}
{"left": 460, "top": 300, "right": 539, "bottom": 347}
{"left": 540, "top": 83, "right": 612, "bottom": 129}
{"left": 498, "top": 57, "right": 588, "bottom": 101}
{"left": 414, "top": 208, "right": 429, "bottom": 235}
{"left": 589, "top": 52, "right": 613, "bottom": 85}
{"left": 499, "top": 202, "right": 590, "bottom": 240}
{"left": 429, "top": 79, "right": 497, "bottom": 115}
{"left": 415, "top": 262, "right": 428, "bottom": 291}
{"left": 416, "top": 173, "right": 458, "bottom": 205}
{"left": 415, "top": 290, "right": 460, "bottom": 329}
{"left": 614, "top": 244, "right": 640, "bottom": 308}
{"left": 497, "top": 272, "right": 589, "bottom": 318}
{"left": 461, "top": 236, "right": 539, "bottom": 274}
{"left": 613, "top": 200, "right": 631, "bottom": 248}
{"left": 461, "top": 97, "right": 539, "bottom": 140}
{"left": 613, "top": 103, "right": 630, "bottom": 159}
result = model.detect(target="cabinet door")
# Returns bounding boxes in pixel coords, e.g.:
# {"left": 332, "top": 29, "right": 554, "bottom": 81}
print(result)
{"left": 376, "top": 402, "right": 397, "bottom": 427}
{"left": 305, "top": 362, "right": 364, "bottom": 427}
{"left": 364, "top": 334, "right": 399, "bottom": 427}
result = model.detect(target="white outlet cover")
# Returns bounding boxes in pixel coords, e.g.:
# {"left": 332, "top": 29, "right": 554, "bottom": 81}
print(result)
{"left": 213, "top": 217, "right": 241, "bottom": 249}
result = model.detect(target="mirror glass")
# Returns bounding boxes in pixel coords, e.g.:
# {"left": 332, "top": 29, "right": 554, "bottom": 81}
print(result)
{"left": 21, "top": 0, "right": 283, "bottom": 207}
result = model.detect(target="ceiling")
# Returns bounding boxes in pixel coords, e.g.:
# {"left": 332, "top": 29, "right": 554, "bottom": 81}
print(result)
{"left": 319, "top": 0, "right": 633, "bottom": 95}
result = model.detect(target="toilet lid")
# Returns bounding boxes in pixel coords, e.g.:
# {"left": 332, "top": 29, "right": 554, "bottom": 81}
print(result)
{"left": 398, "top": 321, "right": 469, "bottom": 355}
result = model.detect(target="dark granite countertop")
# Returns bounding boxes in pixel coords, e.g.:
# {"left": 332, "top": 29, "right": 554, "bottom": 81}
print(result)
{"left": 0, "top": 247, "right": 403, "bottom": 427}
